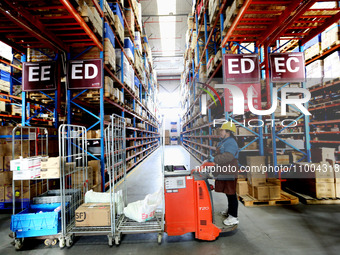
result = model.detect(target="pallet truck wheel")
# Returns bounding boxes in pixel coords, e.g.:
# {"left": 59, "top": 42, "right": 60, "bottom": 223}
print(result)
{"left": 108, "top": 236, "right": 113, "bottom": 247}
{"left": 52, "top": 239, "right": 58, "bottom": 246}
{"left": 14, "top": 239, "right": 23, "bottom": 250}
{"left": 59, "top": 238, "right": 65, "bottom": 248}
{"left": 157, "top": 233, "right": 162, "bottom": 244}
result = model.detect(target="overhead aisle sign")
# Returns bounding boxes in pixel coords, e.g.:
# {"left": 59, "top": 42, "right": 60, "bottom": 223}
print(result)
{"left": 67, "top": 59, "right": 103, "bottom": 89}
{"left": 222, "top": 54, "right": 261, "bottom": 113}
{"left": 269, "top": 53, "right": 305, "bottom": 82}
{"left": 22, "top": 61, "right": 57, "bottom": 91}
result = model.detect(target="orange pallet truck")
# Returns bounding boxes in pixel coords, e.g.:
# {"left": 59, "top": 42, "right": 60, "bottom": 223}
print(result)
{"left": 164, "top": 162, "right": 237, "bottom": 241}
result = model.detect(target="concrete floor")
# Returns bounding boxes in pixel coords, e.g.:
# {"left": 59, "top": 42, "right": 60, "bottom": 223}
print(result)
{"left": 1, "top": 145, "right": 340, "bottom": 254}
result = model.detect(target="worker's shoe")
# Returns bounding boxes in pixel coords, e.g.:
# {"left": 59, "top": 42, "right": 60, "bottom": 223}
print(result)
{"left": 223, "top": 215, "right": 239, "bottom": 226}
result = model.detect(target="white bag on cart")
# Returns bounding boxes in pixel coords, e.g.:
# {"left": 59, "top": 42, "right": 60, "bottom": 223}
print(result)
{"left": 123, "top": 188, "right": 162, "bottom": 223}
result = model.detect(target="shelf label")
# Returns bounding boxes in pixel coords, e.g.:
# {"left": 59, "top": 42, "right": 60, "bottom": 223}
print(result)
{"left": 222, "top": 54, "right": 260, "bottom": 84}
{"left": 269, "top": 53, "right": 305, "bottom": 82}
{"left": 22, "top": 61, "right": 57, "bottom": 91}
{"left": 224, "top": 83, "right": 261, "bottom": 113}
{"left": 67, "top": 59, "right": 103, "bottom": 89}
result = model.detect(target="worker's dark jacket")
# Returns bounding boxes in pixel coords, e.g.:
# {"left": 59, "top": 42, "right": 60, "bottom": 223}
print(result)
{"left": 213, "top": 137, "right": 239, "bottom": 195}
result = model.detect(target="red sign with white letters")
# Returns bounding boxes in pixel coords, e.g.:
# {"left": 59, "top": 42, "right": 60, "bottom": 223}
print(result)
{"left": 269, "top": 53, "right": 305, "bottom": 82}
{"left": 222, "top": 54, "right": 260, "bottom": 84}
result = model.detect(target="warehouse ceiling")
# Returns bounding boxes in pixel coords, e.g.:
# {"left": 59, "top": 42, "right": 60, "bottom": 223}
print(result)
{"left": 141, "top": 0, "right": 192, "bottom": 77}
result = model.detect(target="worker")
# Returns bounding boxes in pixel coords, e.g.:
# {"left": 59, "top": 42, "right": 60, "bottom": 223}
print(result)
{"left": 209, "top": 122, "right": 239, "bottom": 226}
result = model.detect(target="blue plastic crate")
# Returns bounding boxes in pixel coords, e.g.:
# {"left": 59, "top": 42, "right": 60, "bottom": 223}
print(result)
{"left": 124, "top": 37, "right": 134, "bottom": 58}
{"left": 104, "top": 22, "right": 115, "bottom": 47}
{"left": 0, "top": 70, "right": 10, "bottom": 82}
{"left": 108, "top": 3, "right": 124, "bottom": 26}
{"left": 10, "top": 203, "right": 62, "bottom": 238}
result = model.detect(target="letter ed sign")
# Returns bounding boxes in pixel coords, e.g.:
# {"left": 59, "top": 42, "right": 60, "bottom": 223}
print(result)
{"left": 22, "top": 61, "right": 56, "bottom": 91}
{"left": 269, "top": 53, "right": 305, "bottom": 82}
{"left": 222, "top": 54, "right": 260, "bottom": 84}
{"left": 68, "top": 59, "right": 103, "bottom": 89}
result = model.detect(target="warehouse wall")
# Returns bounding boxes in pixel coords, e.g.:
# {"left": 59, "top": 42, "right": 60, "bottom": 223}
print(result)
{"left": 158, "top": 79, "right": 181, "bottom": 133}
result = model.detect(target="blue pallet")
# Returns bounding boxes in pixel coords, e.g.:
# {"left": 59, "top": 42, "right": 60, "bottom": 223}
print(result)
{"left": 10, "top": 203, "right": 62, "bottom": 238}
{"left": 108, "top": 3, "right": 124, "bottom": 26}
{"left": 104, "top": 22, "right": 115, "bottom": 48}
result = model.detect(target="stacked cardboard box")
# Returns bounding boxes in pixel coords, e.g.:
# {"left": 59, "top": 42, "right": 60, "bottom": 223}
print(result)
{"left": 321, "top": 23, "right": 339, "bottom": 52}
{"left": 75, "top": 203, "right": 111, "bottom": 227}
{"left": 124, "top": 8, "right": 135, "bottom": 37}
{"left": 88, "top": 160, "right": 102, "bottom": 191}
{"left": 40, "top": 157, "right": 60, "bottom": 179}
{"left": 105, "top": 76, "right": 114, "bottom": 98}
{"left": 246, "top": 156, "right": 281, "bottom": 200}
{"left": 293, "top": 162, "right": 336, "bottom": 198}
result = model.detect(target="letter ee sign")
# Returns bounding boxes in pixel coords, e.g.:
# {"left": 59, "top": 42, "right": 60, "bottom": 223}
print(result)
{"left": 68, "top": 59, "right": 103, "bottom": 89}
{"left": 222, "top": 54, "right": 260, "bottom": 84}
{"left": 22, "top": 61, "right": 57, "bottom": 91}
{"left": 269, "top": 53, "right": 305, "bottom": 83}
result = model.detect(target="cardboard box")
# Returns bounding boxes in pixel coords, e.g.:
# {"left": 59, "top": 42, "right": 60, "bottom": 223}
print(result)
{"left": 296, "top": 162, "right": 334, "bottom": 182}
{"left": 0, "top": 172, "right": 12, "bottom": 186}
{"left": 4, "top": 156, "right": 12, "bottom": 171}
{"left": 236, "top": 181, "right": 248, "bottom": 196}
{"left": 268, "top": 184, "right": 281, "bottom": 200}
{"left": 75, "top": 203, "right": 111, "bottom": 227}
{"left": 4, "top": 185, "right": 30, "bottom": 202}
{"left": 0, "top": 156, "right": 3, "bottom": 172}
{"left": 247, "top": 176, "right": 267, "bottom": 187}
{"left": 315, "top": 182, "right": 335, "bottom": 199}
{"left": 254, "top": 185, "right": 269, "bottom": 201}
{"left": 335, "top": 183, "right": 340, "bottom": 198}
{"left": 238, "top": 128, "right": 254, "bottom": 136}
{"left": 248, "top": 183, "right": 254, "bottom": 196}
{"left": 311, "top": 147, "right": 335, "bottom": 165}
{"left": 41, "top": 157, "right": 60, "bottom": 169}
{"left": 40, "top": 168, "right": 60, "bottom": 179}
{"left": 244, "top": 141, "right": 258, "bottom": 150}
{"left": 0, "top": 186, "right": 4, "bottom": 202}
{"left": 88, "top": 160, "right": 101, "bottom": 185}
{"left": 165, "top": 130, "right": 170, "bottom": 137}
{"left": 246, "top": 156, "right": 266, "bottom": 166}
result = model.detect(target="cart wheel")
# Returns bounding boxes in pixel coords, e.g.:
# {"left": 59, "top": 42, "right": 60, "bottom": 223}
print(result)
{"left": 14, "top": 239, "right": 23, "bottom": 250}
{"left": 157, "top": 233, "right": 162, "bottom": 244}
{"left": 108, "top": 236, "right": 113, "bottom": 247}
{"left": 59, "top": 238, "right": 65, "bottom": 248}
{"left": 115, "top": 236, "right": 120, "bottom": 246}
{"left": 66, "top": 237, "right": 73, "bottom": 247}
{"left": 44, "top": 239, "right": 52, "bottom": 246}
{"left": 52, "top": 239, "right": 58, "bottom": 246}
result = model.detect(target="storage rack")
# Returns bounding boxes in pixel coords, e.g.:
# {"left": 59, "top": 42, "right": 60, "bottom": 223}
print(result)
{"left": 0, "top": 0, "right": 160, "bottom": 192}
{"left": 180, "top": 0, "right": 340, "bottom": 169}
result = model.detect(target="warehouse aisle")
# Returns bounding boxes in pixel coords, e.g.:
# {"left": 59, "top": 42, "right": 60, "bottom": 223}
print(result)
{"left": 1, "top": 145, "right": 340, "bottom": 255}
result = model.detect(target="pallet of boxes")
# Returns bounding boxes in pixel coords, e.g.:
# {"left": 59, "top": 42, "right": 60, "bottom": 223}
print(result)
{"left": 237, "top": 156, "right": 299, "bottom": 206}
{"left": 285, "top": 148, "right": 340, "bottom": 204}
{"left": 164, "top": 130, "right": 170, "bottom": 145}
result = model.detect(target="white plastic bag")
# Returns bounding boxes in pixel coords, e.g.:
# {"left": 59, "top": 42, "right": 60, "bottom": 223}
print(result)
{"left": 85, "top": 190, "right": 111, "bottom": 203}
{"left": 85, "top": 190, "right": 125, "bottom": 215}
{"left": 123, "top": 188, "right": 162, "bottom": 223}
